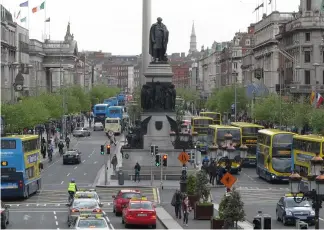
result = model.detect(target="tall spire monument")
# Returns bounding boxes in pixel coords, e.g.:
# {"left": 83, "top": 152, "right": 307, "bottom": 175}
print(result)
{"left": 189, "top": 21, "right": 197, "bottom": 54}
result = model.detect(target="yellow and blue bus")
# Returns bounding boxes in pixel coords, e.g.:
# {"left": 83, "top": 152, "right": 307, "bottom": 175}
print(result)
{"left": 231, "top": 122, "right": 265, "bottom": 167}
{"left": 257, "top": 129, "right": 294, "bottom": 182}
{"left": 191, "top": 116, "right": 214, "bottom": 153}
{"left": 293, "top": 134, "right": 324, "bottom": 181}
{"left": 1, "top": 135, "right": 42, "bottom": 198}
{"left": 200, "top": 112, "right": 221, "bottom": 125}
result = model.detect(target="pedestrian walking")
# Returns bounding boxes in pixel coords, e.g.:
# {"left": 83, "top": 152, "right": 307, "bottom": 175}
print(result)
{"left": 134, "top": 162, "right": 141, "bottom": 182}
{"left": 111, "top": 154, "right": 118, "bottom": 172}
{"left": 171, "top": 190, "right": 182, "bottom": 219}
{"left": 182, "top": 195, "right": 191, "bottom": 227}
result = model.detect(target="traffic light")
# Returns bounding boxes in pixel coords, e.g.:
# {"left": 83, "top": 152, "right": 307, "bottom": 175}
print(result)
{"left": 253, "top": 217, "right": 261, "bottom": 229}
{"left": 162, "top": 154, "right": 167, "bottom": 166}
{"left": 151, "top": 145, "right": 154, "bottom": 155}
{"left": 154, "top": 145, "right": 158, "bottom": 155}
{"left": 100, "top": 145, "right": 104, "bottom": 155}
{"left": 180, "top": 164, "right": 187, "bottom": 180}
{"left": 106, "top": 145, "right": 111, "bottom": 154}
{"left": 155, "top": 154, "right": 161, "bottom": 166}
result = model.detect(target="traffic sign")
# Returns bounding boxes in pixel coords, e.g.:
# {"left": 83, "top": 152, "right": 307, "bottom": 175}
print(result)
{"left": 220, "top": 172, "right": 237, "bottom": 189}
{"left": 178, "top": 151, "right": 189, "bottom": 164}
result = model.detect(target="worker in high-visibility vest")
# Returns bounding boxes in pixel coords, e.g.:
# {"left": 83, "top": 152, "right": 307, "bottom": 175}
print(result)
{"left": 67, "top": 179, "right": 78, "bottom": 203}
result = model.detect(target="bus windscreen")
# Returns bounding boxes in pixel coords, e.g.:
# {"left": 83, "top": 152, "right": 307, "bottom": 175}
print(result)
{"left": 193, "top": 119, "right": 212, "bottom": 126}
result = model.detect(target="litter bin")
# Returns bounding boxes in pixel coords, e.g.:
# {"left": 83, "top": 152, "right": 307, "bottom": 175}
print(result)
{"left": 118, "top": 170, "right": 124, "bottom": 185}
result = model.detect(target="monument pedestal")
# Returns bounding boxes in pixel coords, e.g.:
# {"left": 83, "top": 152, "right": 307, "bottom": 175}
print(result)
{"left": 142, "top": 112, "right": 176, "bottom": 150}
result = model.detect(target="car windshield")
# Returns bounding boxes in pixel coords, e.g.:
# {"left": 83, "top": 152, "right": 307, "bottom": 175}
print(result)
{"left": 286, "top": 199, "right": 311, "bottom": 208}
{"left": 129, "top": 202, "right": 153, "bottom": 210}
{"left": 73, "top": 200, "right": 98, "bottom": 209}
{"left": 94, "top": 123, "right": 102, "bottom": 126}
{"left": 75, "top": 192, "right": 97, "bottom": 199}
{"left": 121, "top": 193, "right": 142, "bottom": 199}
{"left": 66, "top": 151, "right": 77, "bottom": 155}
{"left": 77, "top": 219, "right": 107, "bottom": 228}
{"left": 75, "top": 127, "right": 82, "bottom": 130}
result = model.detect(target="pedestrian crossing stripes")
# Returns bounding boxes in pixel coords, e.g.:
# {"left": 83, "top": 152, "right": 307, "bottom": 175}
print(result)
{"left": 235, "top": 186, "right": 289, "bottom": 191}
{"left": 235, "top": 189, "right": 286, "bottom": 205}
{"left": 3, "top": 187, "right": 158, "bottom": 207}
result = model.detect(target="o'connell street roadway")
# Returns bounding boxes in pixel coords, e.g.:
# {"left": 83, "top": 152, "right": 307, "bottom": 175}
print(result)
{"left": 2, "top": 131, "right": 164, "bottom": 229}
{"left": 211, "top": 168, "right": 324, "bottom": 229}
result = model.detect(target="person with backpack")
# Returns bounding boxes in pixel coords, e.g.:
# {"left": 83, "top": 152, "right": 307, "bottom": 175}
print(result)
{"left": 134, "top": 162, "right": 141, "bottom": 182}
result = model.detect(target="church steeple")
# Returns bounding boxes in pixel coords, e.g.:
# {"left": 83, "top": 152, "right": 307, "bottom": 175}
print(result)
{"left": 189, "top": 21, "right": 197, "bottom": 54}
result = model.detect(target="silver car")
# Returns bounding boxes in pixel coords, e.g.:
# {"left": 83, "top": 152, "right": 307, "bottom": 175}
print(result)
{"left": 93, "top": 122, "right": 104, "bottom": 131}
{"left": 73, "top": 127, "right": 91, "bottom": 137}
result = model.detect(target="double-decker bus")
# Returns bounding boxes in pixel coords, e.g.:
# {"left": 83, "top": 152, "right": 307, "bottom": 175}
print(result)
{"left": 191, "top": 117, "right": 213, "bottom": 153}
{"left": 207, "top": 125, "right": 242, "bottom": 173}
{"left": 231, "top": 122, "right": 265, "bottom": 167}
{"left": 93, "top": 104, "right": 109, "bottom": 123}
{"left": 1, "top": 135, "right": 42, "bottom": 198}
{"left": 107, "top": 106, "right": 124, "bottom": 120}
{"left": 200, "top": 112, "right": 221, "bottom": 125}
{"left": 257, "top": 129, "right": 294, "bottom": 182}
{"left": 109, "top": 97, "right": 118, "bottom": 106}
{"left": 292, "top": 135, "right": 324, "bottom": 185}
{"left": 117, "top": 94, "right": 126, "bottom": 106}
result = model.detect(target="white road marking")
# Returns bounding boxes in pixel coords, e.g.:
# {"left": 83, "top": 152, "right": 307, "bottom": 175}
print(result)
{"left": 61, "top": 181, "right": 64, "bottom": 184}
{"left": 67, "top": 173, "right": 70, "bottom": 177}
{"left": 84, "top": 173, "right": 87, "bottom": 175}
{"left": 53, "top": 211, "right": 56, "bottom": 215}
{"left": 55, "top": 221, "right": 58, "bottom": 225}
{"left": 43, "top": 204, "right": 46, "bottom": 206}
{"left": 74, "top": 166, "right": 77, "bottom": 169}
{"left": 82, "top": 160, "right": 86, "bottom": 163}
{"left": 94, "top": 161, "right": 97, "bottom": 164}
{"left": 36, "top": 204, "right": 40, "bottom": 206}
{"left": 57, "top": 228, "right": 60, "bottom": 230}
{"left": 54, "top": 216, "right": 57, "bottom": 220}
{"left": 88, "top": 155, "right": 91, "bottom": 158}
{"left": 26, "top": 204, "right": 29, "bottom": 207}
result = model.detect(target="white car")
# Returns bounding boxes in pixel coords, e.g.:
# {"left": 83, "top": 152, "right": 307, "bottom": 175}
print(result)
{"left": 93, "top": 122, "right": 104, "bottom": 131}
{"left": 74, "top": 214, "right": 110, "bottom": 229}
{"left": 74, "top": 189, "right": 101, "bottom": 204}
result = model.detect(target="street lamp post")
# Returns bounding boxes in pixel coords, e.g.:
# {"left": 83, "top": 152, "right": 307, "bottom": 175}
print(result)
{"left": 170, "top": 131, "right": 198, "bottom": 193}
{"left": 289, "top": 154, "right": 324, "bottom": 229}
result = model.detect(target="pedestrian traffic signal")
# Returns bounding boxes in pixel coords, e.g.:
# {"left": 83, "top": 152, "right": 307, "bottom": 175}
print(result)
{"left": 155, "top": 154, "right": 161, "bottom": 166}
{"left": 154, "top": 145, "right": 158, "bottom": 155}
{"left": 106, "top": 145, "right": 110, "bottom": 155}
{"left": 150, "top": 145, "right": 154, "bottom": 155}
{"left": 162, "top": 154, "right": 167, "bottom": 166}
{"left": 100, "top": 145, "right": 104, "bottom": 155}
{"left": 253, "top": 217, "right": 261, "bottom": 229}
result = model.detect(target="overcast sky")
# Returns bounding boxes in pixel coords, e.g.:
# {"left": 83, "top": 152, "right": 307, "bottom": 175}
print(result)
{"left": 1, "top": 0, "right": 300, "bottom": 55}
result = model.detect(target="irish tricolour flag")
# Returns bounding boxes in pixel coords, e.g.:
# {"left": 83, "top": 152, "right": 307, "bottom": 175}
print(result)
{"left": 32, "top": 1, "right": 45, "bottom": 13}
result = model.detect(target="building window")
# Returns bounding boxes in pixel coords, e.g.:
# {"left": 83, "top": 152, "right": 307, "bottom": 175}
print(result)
{"left": 305, "top": 70, "right": 310, "bottom": 84}
{"left": 304, "top": 51, "right": 311, "bottom": 63}
{"left": 233, "top": 62, "right": 238, "bottom": 69}
{"left": 306, "top": 0, "right": 312, "bottom": 11}
{"left": 305, "top": 33, "right": 310, "bottom": 42}
{"left": 233, "top": 51, "right": 237, "bottom": 57}
{"left": 245, "top": 39, "right": 250, "bottom": 46}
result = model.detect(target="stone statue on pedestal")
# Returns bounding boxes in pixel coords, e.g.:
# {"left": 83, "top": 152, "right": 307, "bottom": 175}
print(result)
{"left": 149, "top": 17, "right": 169, "bottom": 63}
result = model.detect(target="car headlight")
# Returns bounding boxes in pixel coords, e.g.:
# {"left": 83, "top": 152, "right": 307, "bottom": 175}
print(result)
{"left": 310, "top": 210, "right": 315, "bottom": 216}
{"left": 286, "top": 211, "right": 292, "bottom": 216}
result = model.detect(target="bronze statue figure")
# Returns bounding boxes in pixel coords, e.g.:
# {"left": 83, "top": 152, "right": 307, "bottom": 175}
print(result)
{"left": 149, "top": 17, "right": 169, "bottom": 62}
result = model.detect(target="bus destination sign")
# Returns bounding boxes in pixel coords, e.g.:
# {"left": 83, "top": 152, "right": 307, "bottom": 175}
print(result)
{"left": 242, "top": 137, "right": 257, "bottom": 145}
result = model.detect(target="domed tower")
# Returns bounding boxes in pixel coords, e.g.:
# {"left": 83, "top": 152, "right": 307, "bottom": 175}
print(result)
{"left": 189, "top": 21, "right": 197, "bottom": 54}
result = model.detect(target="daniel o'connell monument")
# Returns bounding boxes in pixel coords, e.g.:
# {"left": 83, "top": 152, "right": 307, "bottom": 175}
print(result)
{"left": 121, "top": 17, "right": 181, "bottom": 170}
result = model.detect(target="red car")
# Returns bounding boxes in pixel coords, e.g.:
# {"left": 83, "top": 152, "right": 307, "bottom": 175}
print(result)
{"left": 112, "top": 189, "right": 142, "bottom": 216}
{"left": 122, "top": 199, "right": 156, "bottom": 228}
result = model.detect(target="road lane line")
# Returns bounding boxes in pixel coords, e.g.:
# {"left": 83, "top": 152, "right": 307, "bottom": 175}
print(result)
{"left": 74, "top": 166, "right": 77, "bottom": 169}
{"left": 53, "top": 211, "right": 56, "bottom": 215}
{"left": 82, "top": 160, "right": 85, "bottom": 163}
{"left": 61, "top": 181, "right": 64, "bottom": 184}
{"left": 67, "top": 173, "right": 70, "bottom": 177}
{"left": 94, "top": 161, "right": 97, "bottom": 164}
{"left": 55, "top": 221, "right": 58, "bottom": 225}
{"left": 243, "top": 172, "right": 256, "bottom": 182}
{"left": 88, "top": 155, "right": 91, "bottom": 158}
{"left": 84, "top": 173, "right": 87, "bottom": 175}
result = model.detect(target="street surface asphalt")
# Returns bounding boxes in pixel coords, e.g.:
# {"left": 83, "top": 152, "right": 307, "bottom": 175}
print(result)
{"left": 2, "top": 130, "right": 163, "bottom": 229}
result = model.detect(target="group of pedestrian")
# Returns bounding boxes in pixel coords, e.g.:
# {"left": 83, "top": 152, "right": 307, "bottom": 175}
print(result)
{"left": 171, "top": 190, "right": 192, "bottom": 227}
{"left": 201, "top": 156, "right": 231, "bottom": 186}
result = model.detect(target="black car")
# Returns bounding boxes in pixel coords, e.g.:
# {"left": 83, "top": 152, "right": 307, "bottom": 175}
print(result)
{"left": 63, "top": 149, "right": 82, "bottom": 164}
{"left": 1, "top": 201, "right": 10, "bottom": 229}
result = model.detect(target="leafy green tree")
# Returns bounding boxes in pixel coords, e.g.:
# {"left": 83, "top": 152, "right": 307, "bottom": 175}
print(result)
{"left": 176, "top": 88, "right": 199, "bottom": 103}
{"left": 206, "top": 85, "right": 248, "bottom": 113}
{"left": 127, "top": 103, "right": 141, "bottom": 124}
{"left": 66, "top": 95, "right": 81, "bottom": 114}
{"left": 38, "top": 93, "right": 63, "bottom": 119}
{"left": 253, "top": 94, "right": 281, "bottom": 123}
{"left": 195, "top": 170, "right": 210, "bottom": 202}
{"left": 288, "top": 103, "right": 312, "bottom": 128}
{"left": 89, "top": 86, "right": 120, "bottom": 106}
{"left": 308, "top": 108, "right": 324, "bottom": 134}
{"left": 69, "top": 86, "right": 91, "bottom": 112}
{"left": 219, "top": 187, "right": 245, "bottom": 228}
{"left": 21, "top": 97, "right": 50, "bottom": 127}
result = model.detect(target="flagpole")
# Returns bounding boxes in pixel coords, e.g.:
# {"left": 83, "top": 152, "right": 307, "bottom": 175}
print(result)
{"left": 44, "top": 0, "right": 46, "bottom": 40}
{"left": 274, "top": 0, "right": 277, "bottom": 11}
{"left": 28, "top": 3, "right": 30, "bottom": 32}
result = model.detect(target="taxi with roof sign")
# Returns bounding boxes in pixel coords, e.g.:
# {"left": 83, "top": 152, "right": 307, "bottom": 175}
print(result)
{"left": 74, "top": 189, "right": 101, "bottom": 205}
{"left": 275, "top": 193, "right": 315, "bottom": 226}
{"left": 122, "top": 198, "right": 156, "bottom": 228}
{"left": 112, "top": 189, "right": 142, "bottom": 216}
{"left": 67, "top": 198, "right": 104, "bottom": 227}
{"left": 74, "top": 213, "right": 110, "bottom": 229}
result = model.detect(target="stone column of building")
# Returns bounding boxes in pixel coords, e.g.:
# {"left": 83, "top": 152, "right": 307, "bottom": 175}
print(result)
{"left": 140, "top": 0, "right": 151, "bottom": 86}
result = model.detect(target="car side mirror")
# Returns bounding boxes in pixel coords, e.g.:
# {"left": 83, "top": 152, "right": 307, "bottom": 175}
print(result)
{"left": 99, "top": 203, "right": 103, "bottom": 207}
